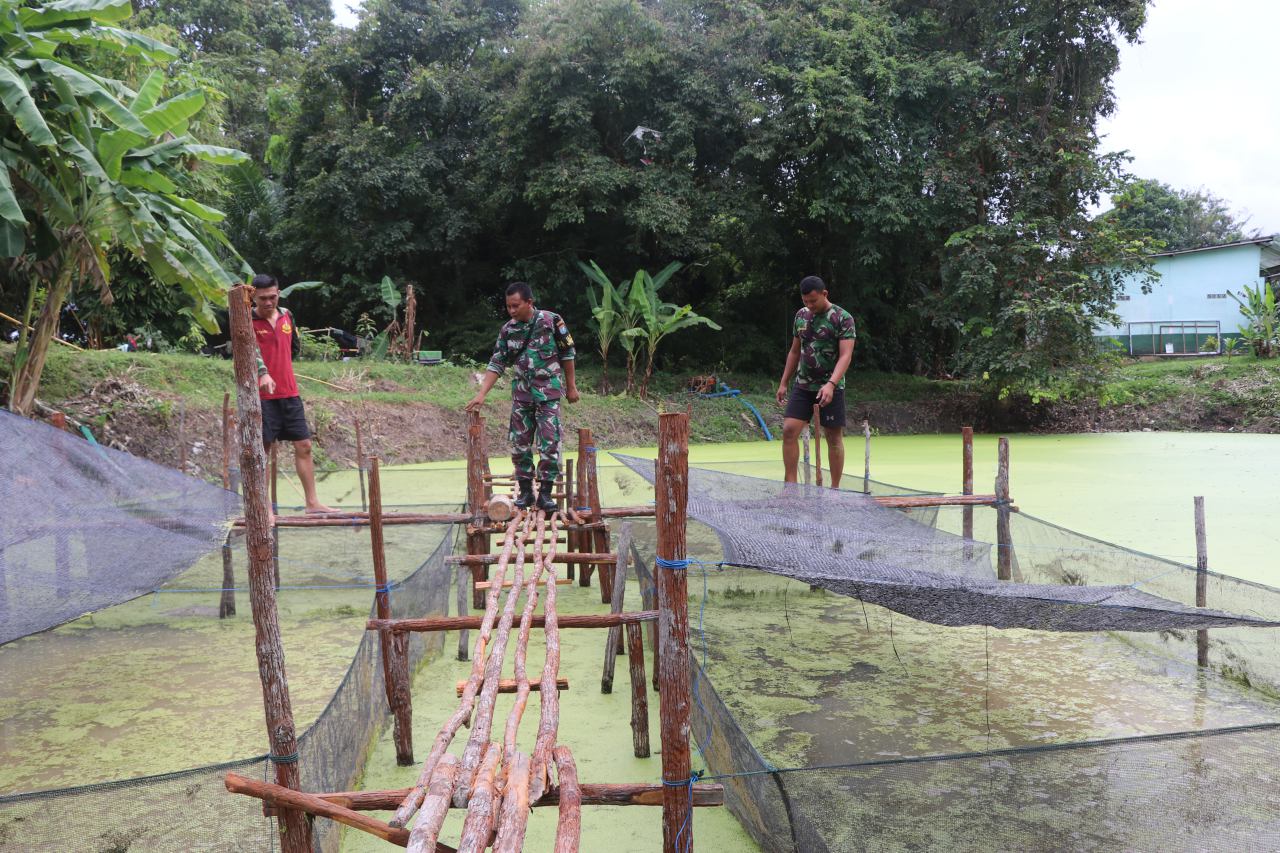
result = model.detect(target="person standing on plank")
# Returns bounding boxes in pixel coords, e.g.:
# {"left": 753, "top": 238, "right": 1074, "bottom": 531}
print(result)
{"left": 250, "top": 273, "right": 335, "bottom": 513}
{"left": 775, "top": 275, "right": 856, "bottom": 488}
{"left": 465, "top": 281, "right": 579, "bottom": 513}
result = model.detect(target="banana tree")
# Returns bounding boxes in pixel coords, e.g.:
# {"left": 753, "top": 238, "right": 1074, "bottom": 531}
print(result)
{"left": 578, "top": 259, "right": 629, "bottom": 393}
{"left": 1, "top": 0, "right": 247, "bottom": 414}
{"left": 618, "top": 262, "right": 720, "bottom": 398}
{"left": 1230, "top": 283, "right": 1278, "bottom": 358}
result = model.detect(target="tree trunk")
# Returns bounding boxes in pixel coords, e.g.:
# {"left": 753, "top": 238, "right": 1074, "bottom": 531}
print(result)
{"left": 624, "top": 349, "right": 637, "bottom": 396}
{"left": 10, "top": 262, "right": 74, "bottom": 415}
{"left": 598, "top": 345, "right": 611, "bottom": 395}
{"left": 639, "top": 347, "right": 656, "bottom": 399}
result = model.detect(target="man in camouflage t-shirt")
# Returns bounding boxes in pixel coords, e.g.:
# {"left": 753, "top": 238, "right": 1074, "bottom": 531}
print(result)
{"left": 775, "top": 275, "right": 856, "bottom": 488}
{"left": 466, "top": 282, "right": 580, "bottom": 513}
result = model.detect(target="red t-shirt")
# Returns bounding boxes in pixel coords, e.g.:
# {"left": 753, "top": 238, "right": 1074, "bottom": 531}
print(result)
{"left": 253, "top": 308, "right": 299, "bottom": 400}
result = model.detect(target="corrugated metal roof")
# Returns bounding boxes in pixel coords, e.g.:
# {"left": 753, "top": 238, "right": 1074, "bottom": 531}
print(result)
{"left": 1151, "top": 235, "right": 1278, "bottom": 259}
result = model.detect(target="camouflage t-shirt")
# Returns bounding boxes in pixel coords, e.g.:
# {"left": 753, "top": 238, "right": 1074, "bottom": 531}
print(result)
{"left": 487, "top": 309, "right": 576, "bottom": 403}
{"left": 793, "top": 303, "right": 856, "bottom": 391}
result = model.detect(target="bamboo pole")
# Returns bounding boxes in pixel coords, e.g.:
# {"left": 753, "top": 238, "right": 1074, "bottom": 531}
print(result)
{"left": 226, "top": 283, "right": 311, "bottom": 853}
{"left": 552, "top": 746, "right": 582, "bottom": 853}
{"left": 370, "top": 610, "right": 658, "bottom": 633}
{"left": 603, "top": 523, "right": 634, "bottom": 692}
{"left": 626, "top": 621, "right": 650, "bottom": 757}
{"left": 862, "top": 418, "right": 871, "bottom": 494}
{"left": 457, "top": 742, "right": 502, "bottom": 853}
{"left": 406, "top": 755, "right": 458, "bottom": 853}
{"left": 219, "top": 529, "right": 236, "bottom": 618}
{"left": 371, "top": 458, "right": 413, "bottom": 764}
{"left": 996, "top": 436, "right": 1012, "bottom": 581}
{"left": 1195, "top": 496, "right": 1209, "bottom": 667}
{"left": 656, "top": 412, "right": 693, "bottom": 853}
{"left": 355, "top": 416, "right": 368, "bottom": 512}
{"left": 389, "top": 519, "right": 520, "bottom": 830}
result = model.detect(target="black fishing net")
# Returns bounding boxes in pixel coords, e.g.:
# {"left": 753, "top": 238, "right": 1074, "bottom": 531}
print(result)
{"left": 0, "top": 410, "right": 240, "bottom": 645}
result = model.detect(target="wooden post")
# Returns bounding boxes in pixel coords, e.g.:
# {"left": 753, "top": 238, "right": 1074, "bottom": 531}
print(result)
{"left": 626, "top": 621, "right": 650, "bottom": 758}
{"left": 552, "top": 746, "right": 582, "bottom": 853}
{"left": 271, "top": 442, "right": 279, "bottom": 511}
{"left": 371, "top": 457, "right": 413, "bottom": 764}
{"left": 962, "top": 427, "right": 974, "bottom": 548}
{"left": 219, "top": 529, "right": 237, "bottom": 618}
{"left": 178, "top": 401, "right": 188, "bottom": 473}
{"left": 862, "top": 419, "right": 871, "bottom": 494}
{"left": 355, "top": 416, "right": 368, "bottom": 513}
{"left": 995, "top": 436, "right": 1012, "bottom": 581}
{"left": 812, "top": 405, "right": 823, "bottom": 488}
{"left": 227, "top": 283, "right": 311, "bottom": 853}
{"left": 221, "top": 391, "right": 232, "bottom": 490}
{"left": 456, "top": 563, "right": 470, "bottom": 661}
{"left": 602, "top": 524, "right": 634, "bottom": 693}
{"left": 586, "top": 430, "right": 613, "bottom": 603}
{"left": 632, "top": 541, "right": 660, "bottom": 693}
{"left": 656, "top": 412, "right": 692, "bottom": 853}
{"left": 467, "top": 412, "right": 489, "bottom": 609}
{"left": 270, "top": 442, "right": 280, "bottom": 589}
{"left": 577, "top": 430, "right": 593, "bottom": 589}
{"left": 1195, "top": 496, "right": 1209, "bottom": 667}
{"left": 564, "top": 457, "right": 577, "bottom": 580}
{"left": 801, "top": 427, "right": 811, "bottom": 487}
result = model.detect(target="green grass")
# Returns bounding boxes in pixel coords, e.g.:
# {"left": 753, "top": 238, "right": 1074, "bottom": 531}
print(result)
{"left": 1099, "top": 354, "right": 1280, "bottom": 416}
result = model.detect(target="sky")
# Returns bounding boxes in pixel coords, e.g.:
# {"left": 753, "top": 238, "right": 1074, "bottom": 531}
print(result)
{"left": 331, "top": 0, "right": 1278, "bottom": 235}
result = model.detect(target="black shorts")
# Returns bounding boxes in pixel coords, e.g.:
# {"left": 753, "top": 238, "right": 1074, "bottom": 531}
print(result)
{"left": 261, "top": 396, "right": 311, "bottom": 445}
{"left": 784, "top": 386, "right": 846, "bottom": 428}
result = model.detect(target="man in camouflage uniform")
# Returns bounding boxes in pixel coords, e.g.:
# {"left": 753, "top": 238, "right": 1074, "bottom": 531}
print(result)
{"left": 466, "top": 282, "right": 579, "bottom": 512}
{"left": 776, "top": 275, "right": 856, "bottom": 488}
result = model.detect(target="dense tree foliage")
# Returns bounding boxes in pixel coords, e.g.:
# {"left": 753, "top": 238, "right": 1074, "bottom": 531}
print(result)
{"left": 1102, "top": 178, "right": 1260, "bottom": 252}
{"left": 6, "top": 0, "right": 1164, "bottom": 396}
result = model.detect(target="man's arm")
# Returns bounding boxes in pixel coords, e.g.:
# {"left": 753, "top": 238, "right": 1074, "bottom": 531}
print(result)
{"left": 563, "top": 359, "right": 579, "bottom": 403}
{"left": 776, "top": 337, "right": 802, "bottom": 405}
{"left": 554, "top": 314, "right": 579, "bottom": 403}
{"left": 465, "top": 370, "right": 501, "bottom": 412}
{"left": 816, "top": 338, "right": 855, "bottom": 406}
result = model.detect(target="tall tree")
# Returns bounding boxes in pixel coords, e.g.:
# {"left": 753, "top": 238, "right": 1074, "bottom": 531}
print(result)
{"left": 1102, "top": 178, "right": 1260, "bottom": 251}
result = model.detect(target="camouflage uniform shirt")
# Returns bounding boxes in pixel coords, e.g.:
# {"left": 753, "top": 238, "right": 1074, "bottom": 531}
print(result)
{"left": 486, "top": 310, "right": 576, "bottom": 402}
{"left": 793, "top": 304, "right": 856, "bottom": 391}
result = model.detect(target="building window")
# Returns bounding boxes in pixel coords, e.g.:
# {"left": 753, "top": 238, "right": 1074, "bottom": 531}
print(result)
{"left": 1207, "top": 293, "right": 1229, "bottom": 299}
{"left": 1117, "top": 295, "right": 1131, "bottom": 301}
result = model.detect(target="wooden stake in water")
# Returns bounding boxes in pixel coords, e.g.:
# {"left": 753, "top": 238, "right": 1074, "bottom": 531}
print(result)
{"left": 227, "top": 283, "right": 312, "bottom": 853}
{"left": 801, "top": 428, "right": 811, "bottom": 487}
{"left": 862, "top": 419, "right": 871, "bottom": 494}
{"left": 1195, "top": 496, "right": 1209, "bottom": 667}
{"left": 355, "top": 415, "right": 368, "bottom": 513}
{"left": 962, "top": 427, "right": 974, "bottom": 546}
{"left": 995, "top": 437, "right": 1012, "bottom": 581}
{"left": 370, "top": 457, "right": 413, "bottom": 764}
{"left": 655, "top": 412, "right": 693, "bottom": 853}
{"left": 221, "top": 391, "right": 232, "bottom": 490}
{"left": 812, "top": 405, "right": 823, "bottom": 488}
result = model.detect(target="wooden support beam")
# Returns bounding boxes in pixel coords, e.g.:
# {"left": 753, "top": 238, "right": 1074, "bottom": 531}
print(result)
{"left": 656, "top": 412, "right": 694, "bottom": 853}
{"left": 370, "top": 610, "right": 658, "bottom": 633}
{"left": 234, "top": 511, "right": 472, "bottom": 527}
{"left": 456, "top": 564, "right": 470, "bottom": 661}
{"left": 577, "top": 431, "right": 593, "bottom": 588}
{"left": 466, "top": 410, "right": 490, "bottom": 609}
{"left": 371, "top": 458, "right": 413, "bottom": 765}
{"left": 448, "top": 552, "right": 616, "bottom": 567}
{"left": 553, "top": 746, "right": 581, "bottom": 853}
{"left": 1195, "top": 496, "right": 1209, "bottom": 667}
{"left": 632, "top": 541, "right": 661, "bottom": 694}
{"left": 529, "top": 514, "right": 565, "bottom": 803}
{"left": 226, "top": 284, "right": 311, "bottom": 853}
{"left": 564, "top": 457, "right": 577, "bottom": 580}
{"left": 456, "top": 677, "right": 568, "bottom": 697}
{"left": 626, "top": 621, "right": 650, "bottom": 758}
{"left": 602, "top": 524, "right": 634, "bottom": 693}
{"left": 875, "top": 494, "right": 1002, "bottom": 508}
{"left": 264, "top": 781, "right": 726, "bottom": 813}
{"left": 474, "top": 577, "right": 571, "bottom": 591}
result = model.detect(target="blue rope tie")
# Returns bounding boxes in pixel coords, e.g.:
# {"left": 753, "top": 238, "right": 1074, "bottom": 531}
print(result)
{"left": 576, "top": 506, "right": 593, "bottom": 512}
{"left": 662, "top": 770, "right": 702, "bottom": 853}
{"left": 267, "top": 752, "right": 299, "bottom": 764}
{"left": 656, "top": 557, "right": 691, "bottom": 571}
{"left": 583, "top": 445, "right": 597, "bottom": 452}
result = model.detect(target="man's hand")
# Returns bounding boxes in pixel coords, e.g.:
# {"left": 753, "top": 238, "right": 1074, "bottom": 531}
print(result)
{"left": 565, "top": 384, "right": 580, "bottom": 404}
{"left": 816, "top": 381, "right": 835, "bottom": 407}
{"left": 464, "top": 393, "right": 486, "bottom": 413}
{"left": 776, "top": 383, "right": 788, "bottom": 406}
{"left": 258, "top": 374, "right": 276, "bottom": 395}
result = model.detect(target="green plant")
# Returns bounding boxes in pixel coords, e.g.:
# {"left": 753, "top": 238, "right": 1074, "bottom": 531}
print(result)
{"left": 618, "top": 262, "right": 721, "bottom": 398}
{"left": 297, "top": 328, "right": 340, "bottom": 361}
{"left": 1200, "top": 335, "right": 1219, "bottom": 354}
{"left": 1223, "top": 336, "right": 1246, "bottom": 358}
{"left": 1229, "top": 283, "right": 1278, "bottom": 358}
{"left": 579, "top": 259, "right": 629, "bottom": 393}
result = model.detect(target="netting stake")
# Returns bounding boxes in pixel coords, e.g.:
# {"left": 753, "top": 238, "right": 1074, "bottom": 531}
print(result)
{"left": 1195, "top": 496, "right": 1209, "bottom": 667}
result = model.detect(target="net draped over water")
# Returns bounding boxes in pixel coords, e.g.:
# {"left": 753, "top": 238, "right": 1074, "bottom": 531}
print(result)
{"left": 613, "top": 454, "right": 1279, "bottom": 632}
{"left": 0, "top": 409, "right": 240, "bottom": 645}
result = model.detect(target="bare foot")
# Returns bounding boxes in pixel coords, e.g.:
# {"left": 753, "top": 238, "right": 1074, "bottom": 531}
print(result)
{"left": 305, "top": 504, "right": 339, "bottom": 515}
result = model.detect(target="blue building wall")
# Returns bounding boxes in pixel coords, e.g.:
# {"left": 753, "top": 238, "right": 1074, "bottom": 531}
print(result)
{"left": 1097, "top": 243, "right": 1265, "bottom": 353}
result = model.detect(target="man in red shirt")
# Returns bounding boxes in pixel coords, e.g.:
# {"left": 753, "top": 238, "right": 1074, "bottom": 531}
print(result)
{"left": 251, "top": 274, "right": 334, "bottom": 514}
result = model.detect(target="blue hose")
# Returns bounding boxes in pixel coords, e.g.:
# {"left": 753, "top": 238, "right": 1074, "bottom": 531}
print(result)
{"left": 700, "top": 381, "right": 773, "bottom": 440}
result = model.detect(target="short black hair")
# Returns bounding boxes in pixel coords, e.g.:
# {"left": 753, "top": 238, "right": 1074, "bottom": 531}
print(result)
{"left": 799, "top": 275, "right": 826, "bottom": 295}
{"left": 505, "top": 281, "right": 533, "bottom": 302}
{"left": 251, "top": 273, "right": 278, "bottom": 289}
